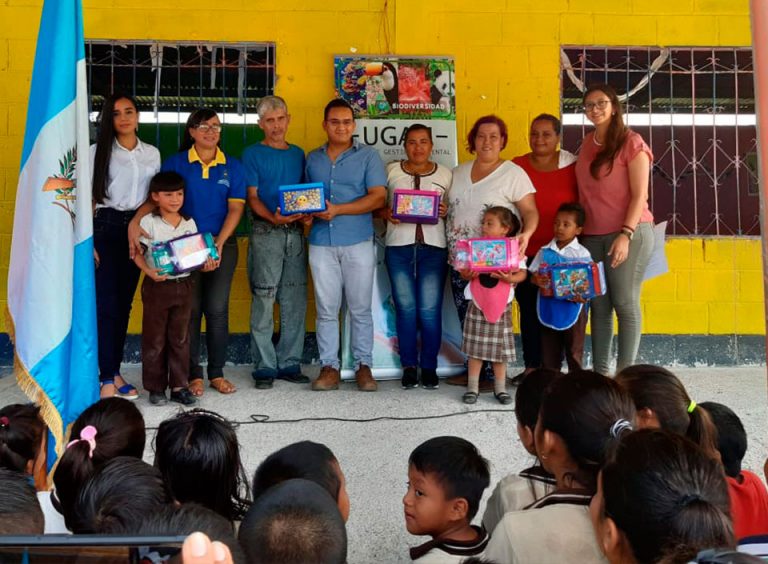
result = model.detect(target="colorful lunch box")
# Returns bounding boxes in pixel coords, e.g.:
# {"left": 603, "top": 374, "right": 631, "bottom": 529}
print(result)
{"left": 279, "top": 182, "right": 326, "bottom": 215}
{"left": 454, "top": 237, "right": 520, "bottom": 272}
{"left": 391, "top": 189, "right": 441, "bottom": 224}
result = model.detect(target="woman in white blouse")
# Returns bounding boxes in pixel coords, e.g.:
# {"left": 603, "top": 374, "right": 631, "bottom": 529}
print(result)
{"left": 90, "top": 93, "right": 160, "bottom": 399}
{"left": 381, "top": 124, "right": 451, "bottom": 390}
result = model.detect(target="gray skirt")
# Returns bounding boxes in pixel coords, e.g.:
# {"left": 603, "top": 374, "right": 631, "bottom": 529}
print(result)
{"left": 461, "top": 301, "right": 516, "bottom": 363}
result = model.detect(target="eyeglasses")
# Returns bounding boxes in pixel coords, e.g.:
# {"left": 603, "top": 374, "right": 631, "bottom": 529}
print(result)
{"left": 583, "top": 100, "right": 611, "bottom": 112}
{"left": 327, "top": 119, "right": 354, "bottom": 127}
{"left": 195, "top": 124, "right": 222, "bottom": 133}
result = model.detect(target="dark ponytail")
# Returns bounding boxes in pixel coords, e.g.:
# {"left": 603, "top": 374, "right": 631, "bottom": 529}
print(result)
{"left": 583, "top": 83, "right": 628, "bottom": 180}
{"left": 601, "top": 429, "right": 733, "bottom": 564}
{"left": 92, "top": 93, "right": 139, "bottom": 204}
{"left": 0, "top": 404, "right": 45, "bottom": 473}
{"left": 52, "top": 398, "right": 145, "bottom": 530}
{"left": 538, "top": 370, "right": 635, "bottom": 493}
{"left": 616, "top": 365, "right": 719, "bottom": 460}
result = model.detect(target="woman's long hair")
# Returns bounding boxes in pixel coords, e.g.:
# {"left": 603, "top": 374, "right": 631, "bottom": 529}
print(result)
{"left": 180, "top": 108, "right": 219, "bottom": 152}
{"left": 92, "top": 93, "right": 139, "bottom": 204}
{"left": 583, "top": 83, "right": 628, "bottom": 179}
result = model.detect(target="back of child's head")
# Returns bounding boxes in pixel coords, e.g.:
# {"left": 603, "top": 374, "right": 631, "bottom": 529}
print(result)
{"left": 0, "top": 467, "right": 44, "bottom": 534}
{"left": 599, "top": 429, "right": 733, "bottom": 564}
{"left": 408, "top": 436, "right": 490, "bottom": 521}
{"left": 0, "top": 403, "right": 45, "bottom": 474}
{"left": 538, "top": 370, "right": 635, "bottom": 493}
{"left": 70, "top": 456, "right": 171, "bottom": 533}
{"left": 253, "top": 441, "right": 341, "bottom": 502}
{"left": 556, "top": 202, "right": 586, "bottom": 227}
{"left": 699, "top": 401, "right": 746, "bottom": 479}
{"left": 515, "top": 368, "right": 561, "bottom": 456}
{"left": 154, "top": 408, "right": 251, "bottom": 522}
{"left": 116, "top": 503, "right": 245, "bottom": 563}
{"left": 239, "top": 478, "right": 347, "bottom": 564}
{"left": 149, "top": 171, "right": 185, "bottom": 193}
{"left": 616, "top": 364, "right": 719, "bottom": 460}
{"left": 53, "top": 397, "right": 146, "bottom": 526}
{"left": 483, "top": 206, "right": 520, "bottom": 237}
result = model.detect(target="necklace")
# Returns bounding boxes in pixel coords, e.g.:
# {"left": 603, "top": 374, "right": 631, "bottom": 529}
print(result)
{"left": 593, "top": 135, "right": 603, "bottom": 146}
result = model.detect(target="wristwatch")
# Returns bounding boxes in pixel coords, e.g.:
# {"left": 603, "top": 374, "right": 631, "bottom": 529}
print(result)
{"left": 619, "top": 228, "right": 634, "bottom": 241}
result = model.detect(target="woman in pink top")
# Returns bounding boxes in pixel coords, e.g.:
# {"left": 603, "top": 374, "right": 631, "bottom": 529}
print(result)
{"left": 575, "top": 84, "right": 655, "bottom": 375}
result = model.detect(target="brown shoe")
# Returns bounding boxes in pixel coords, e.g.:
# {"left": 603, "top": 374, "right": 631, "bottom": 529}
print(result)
{"left": 312, "top": 366, "right": 340, "bottom": 391}
{"left": 355, "top": 364, "right": 378, "bottom": 392}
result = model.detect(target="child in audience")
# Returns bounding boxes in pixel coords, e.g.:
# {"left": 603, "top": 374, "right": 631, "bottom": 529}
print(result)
{"left": 700, "top": 401, "right": 768, "bottom": 539}
{"left": 616, "top": 364, "right": 719, "bottom": 458}
{"left": 135, "top": 171, "right": 208, "bottom": 406}
{"left": 252, "top": 440, "right": 350, "bottom": 521}
{"left": 404, "top": 436, "right": 491, "bottom": 562}
{"left": 239, "top": 478, "right": 346, "bottom": 564}
{"left": 485, "top": 370, "right": 635, "bottom": 564}
{"left": 458, "top": 206, "right": 527, "bottom": 405}
{"left": 482, "top": 368, "right": 560, "bottom": 532}
{"left": 530, "top": 202, "right": 592, "bottom": 371}
{"left": 154, "top": 409, "right": 251, "bottom": 522}
{"left": 0, "top": 403, "right": 45, "bottom": 476}
{"left": 52, "top": 397, "right": 146, "bottom": 531}
{"left": 0, "top": 467, "right": 44, "bottom": 534}
{"left": 592, "top": 429, "right": 734, "bottom": 563}
{"left": 71, "top": 456, "right": 171, "bottom": 534}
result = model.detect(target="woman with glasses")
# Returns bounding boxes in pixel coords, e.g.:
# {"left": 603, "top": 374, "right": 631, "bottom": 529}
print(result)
{"left": 91, "top": 93, "right": 161, "bottom": 399}
{"left": 576, "top": 83, "right": 655, "bottom": 375}
{"left": 131, "top": 109, "right": 246, "bottom": 396}
{"left": 380, "top": 124, "right": 452, "bottom": 390}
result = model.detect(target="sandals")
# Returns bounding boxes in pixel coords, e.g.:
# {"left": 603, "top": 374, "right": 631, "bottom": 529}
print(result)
{"left": 209, "top": 377, "right": 237, "bottom": 394}
{"left": 462, "top": 391, "right": 479, "bottom": 404}
{"left": 100, "top": 378, "right": 139, "bottom": 400}
{"left": 188, "top": 379, "right": 205, "bottom": 397}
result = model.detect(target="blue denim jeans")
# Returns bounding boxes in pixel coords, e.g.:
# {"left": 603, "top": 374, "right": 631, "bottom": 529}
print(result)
{"left": 309, "top": 240, "right": 375, "bottom": 370}
{"left": 247, "top": 221, "right": 307, "bottom": 379}
{"left": 385, "top": 244, "right": 448, "bottom": 370}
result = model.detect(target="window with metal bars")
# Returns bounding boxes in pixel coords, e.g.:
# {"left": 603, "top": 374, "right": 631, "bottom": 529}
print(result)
{"left": 85, "top": 41, "right": 276, "bottom": 158}
{"left": 561, "top": 47, "right": 757, "bottom": 237}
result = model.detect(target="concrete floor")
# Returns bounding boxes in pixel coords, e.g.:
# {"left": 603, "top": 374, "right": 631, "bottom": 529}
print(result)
{"left": 1, "top": 365, "right": 766, "bottom": 563}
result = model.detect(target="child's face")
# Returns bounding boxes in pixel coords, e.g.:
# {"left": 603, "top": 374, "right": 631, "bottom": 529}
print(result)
{"left": 481, "top": 213, "right": 509, "bottom": 238}
{"left": 553, "top": 211, "right": 582, "bottom": 244}
{"left": 403, "top": 465, "right": 458, "bottom": 537}
{"left": 151, "top": 189, "right": 184, "bottom": 214}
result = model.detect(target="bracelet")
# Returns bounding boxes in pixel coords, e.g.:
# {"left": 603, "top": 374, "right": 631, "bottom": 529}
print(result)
{"left": 621, "top": 224, "right": 635, "bottom": 233}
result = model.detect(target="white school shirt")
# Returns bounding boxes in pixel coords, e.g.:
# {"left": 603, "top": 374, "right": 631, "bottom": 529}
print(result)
{"left": 89, "top": 138, "right": 161, "bottom": 211}
{"left": 139, "top": 214, "right": 198, "bottom": 280}
{"left": 486, "top": 504, "right": 608, "bottom": 564}
{"left": 410, "top": 525, "right": 490, "bottom": 563}
{"left": 445, "top": 160, "right": 536, "bottom": 264}
{"left": 37, "top": 491, "right": 70, "bottom": 534}
{"left": 482, "top": 465, "right": 557, "bottom": 534}
{"left": 384, "top": 161, "right": 452, "bottom": 248}
{"left": 529, "top": 236, "right": 593, "bottom": 272}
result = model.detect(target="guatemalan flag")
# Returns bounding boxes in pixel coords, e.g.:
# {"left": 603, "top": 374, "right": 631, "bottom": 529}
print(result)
{"left": 7, "top": 0, "right": 98, "bottom": 468}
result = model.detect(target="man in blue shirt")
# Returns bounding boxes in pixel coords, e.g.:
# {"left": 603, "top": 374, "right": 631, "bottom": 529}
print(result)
{"left": 242, "top": 96, "right": 310, "bottom": 390}
{"left": 306, "top": 99, "right": 387, "bottom": 391}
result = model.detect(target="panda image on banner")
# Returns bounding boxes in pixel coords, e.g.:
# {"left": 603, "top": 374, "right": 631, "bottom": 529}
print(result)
{"left": 430, "top": 68, "right": 454, "bottom": 112}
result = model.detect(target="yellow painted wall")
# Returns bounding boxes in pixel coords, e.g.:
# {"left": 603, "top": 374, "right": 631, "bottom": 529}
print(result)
{"left": 0, "top": 0, "right": 762, "bottom": 335}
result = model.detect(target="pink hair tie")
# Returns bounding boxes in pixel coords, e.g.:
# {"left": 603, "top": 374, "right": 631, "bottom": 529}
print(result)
{"left": 0, "top": 416, "right": 9, "bottom": 427}
{"left": 66, "top": 425, "right": 98, "bottom": 458}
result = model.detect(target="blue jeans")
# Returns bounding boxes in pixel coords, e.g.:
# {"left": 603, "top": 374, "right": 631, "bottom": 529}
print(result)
{"left": 247, "top": 221, "right": 307, "bottom": 379}
{"left": 309, "top": 240, "right": 375, "bottom": 370}
{"left": 385, "top": 244, "right": 447, "bottom": 370}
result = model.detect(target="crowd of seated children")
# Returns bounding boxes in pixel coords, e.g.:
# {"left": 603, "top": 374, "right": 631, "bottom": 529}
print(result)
{"left": 700, "top": 401, "right": 768, "bottom": 539}
{"left": 1, "top": 363, "right": 767, "bottom": 564}
{"left": 239, "top": 478, "right": 347, "bottom": 564}
{"left": 404, "top": 436, "right": 491, "bottom": 563}
{"left": 481, "top": 367, "right": 559, "bottom": 532}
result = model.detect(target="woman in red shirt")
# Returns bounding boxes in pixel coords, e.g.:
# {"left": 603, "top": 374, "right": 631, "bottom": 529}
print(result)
{"left": 575, "top": 84, "right": 655, "bottom": 375}
{"left": 512, "top": 114, "right": 578, "bottom": 380}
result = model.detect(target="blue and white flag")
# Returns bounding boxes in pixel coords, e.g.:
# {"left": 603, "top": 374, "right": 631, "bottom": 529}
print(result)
{"left": 7, "top": 0, "right": 98, "bottom": 467}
